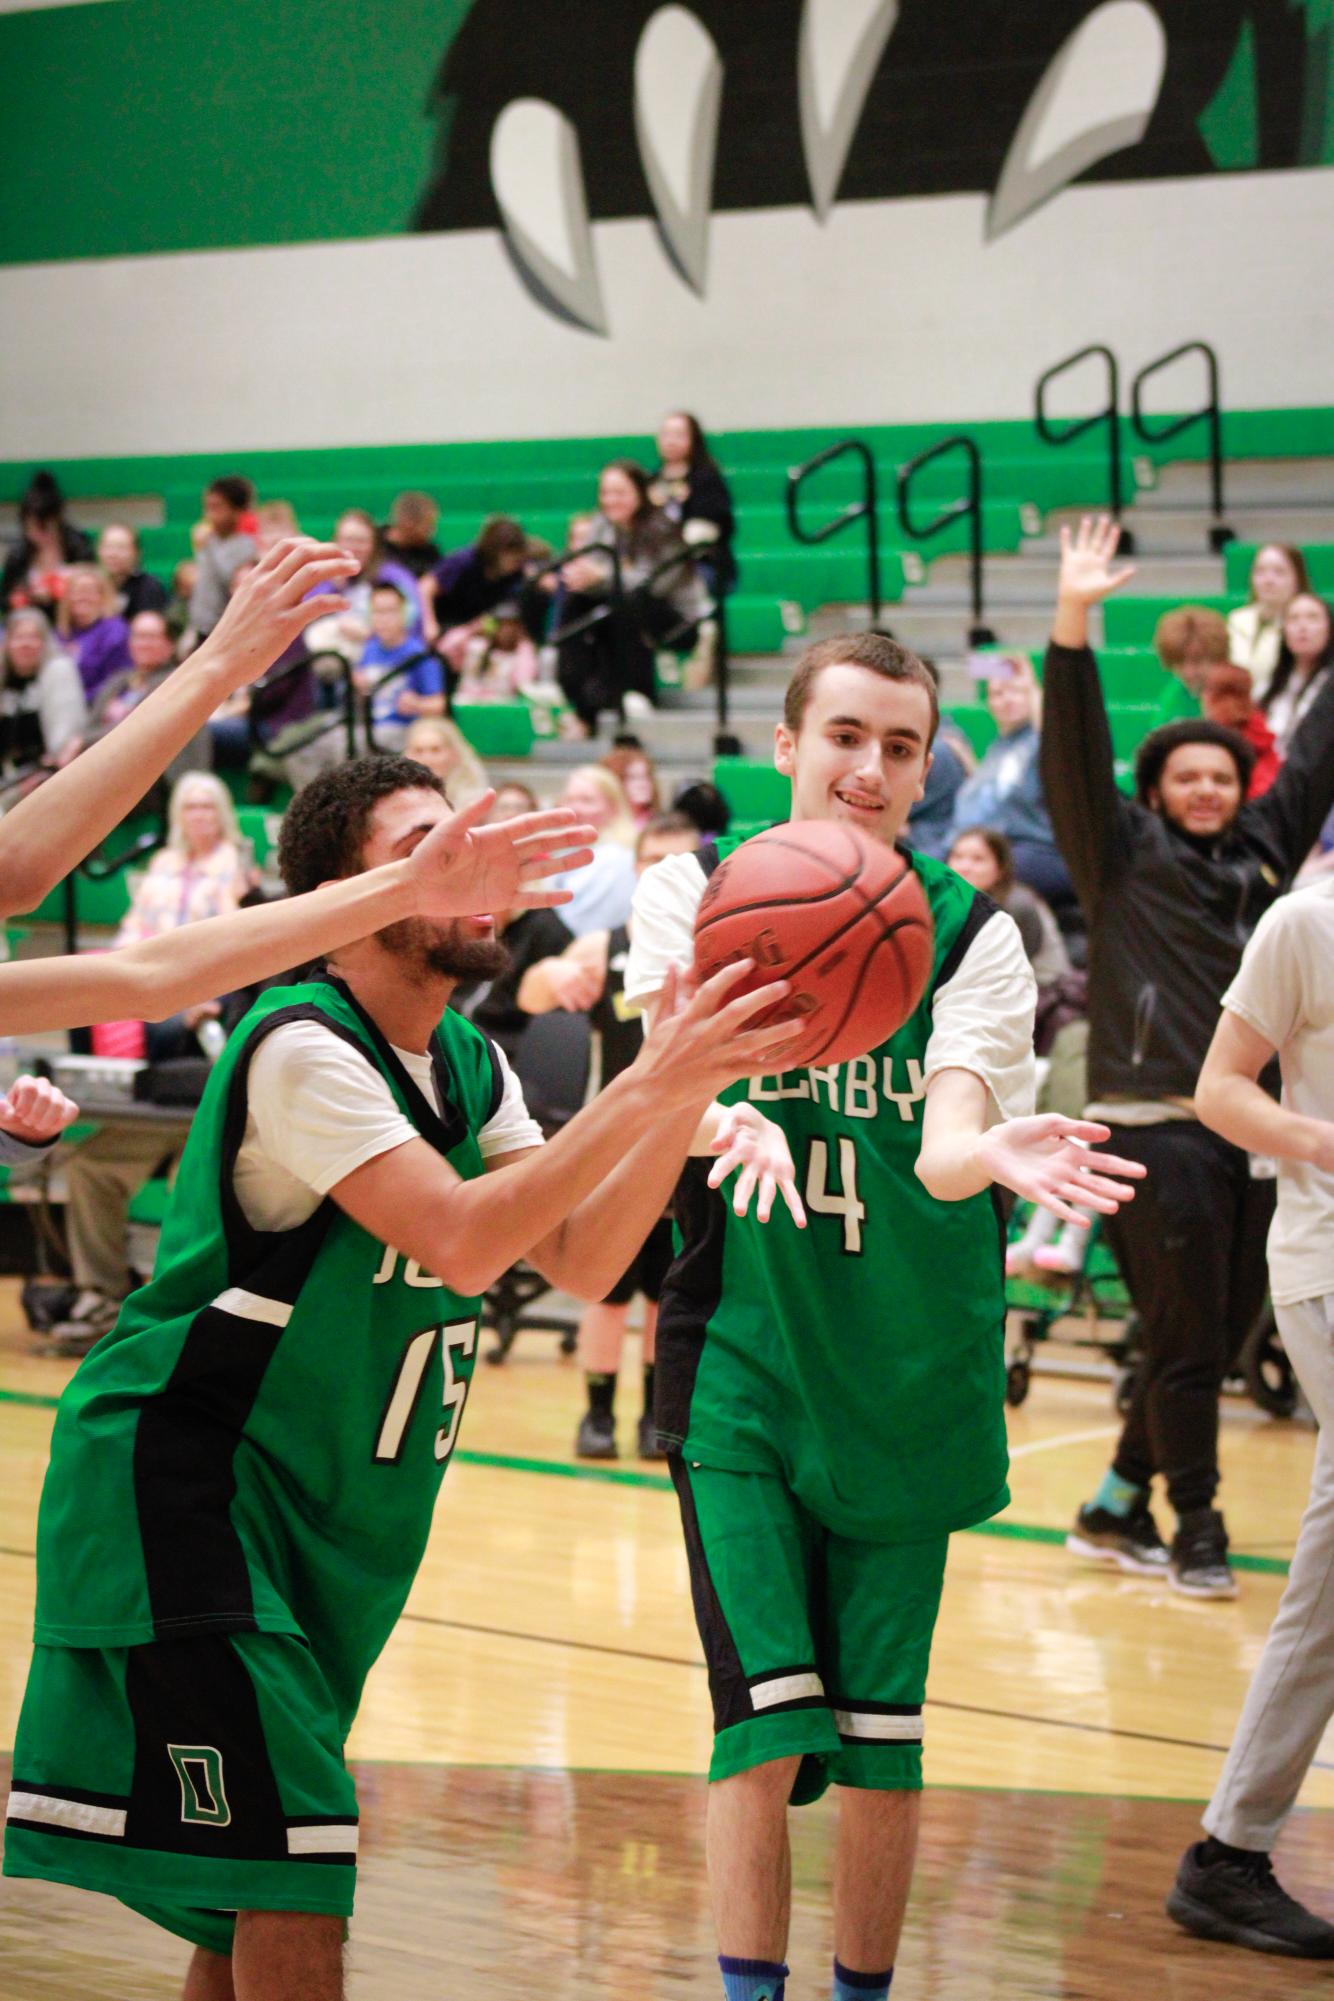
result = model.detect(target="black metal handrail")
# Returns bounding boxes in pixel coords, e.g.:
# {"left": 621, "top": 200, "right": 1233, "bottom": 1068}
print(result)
{"left": 786, "top": 439, "right": 880, "bottom": 625}
{"left": 62, "top": 813, "right": 168, "bottom": 955}
{"left": 896, "top": 433, "right": 994, "bottom": 644}
{"left": 1130, "top": 340, "right": 1233, "bottom": 550}
{"left": 1035, "top": 344, "right": 1134, "bottom": 550}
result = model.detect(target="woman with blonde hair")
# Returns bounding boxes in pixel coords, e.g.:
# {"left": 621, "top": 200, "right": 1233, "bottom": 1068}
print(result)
{"left": 542, "top": 764, "right": 638, "bottom": 933}
{"left": 58, "top": 562, "right": 130, "bottom": 702}
{"left": 117, "top": 772, "right": 247, "bottom": 946}
{"left": 402, "top": 715, "right": 490, "bottom": 804}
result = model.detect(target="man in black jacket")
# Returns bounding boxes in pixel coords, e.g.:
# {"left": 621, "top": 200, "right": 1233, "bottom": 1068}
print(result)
{"left": 1040, "top": 516, "right": 1334, "bottom": 1598}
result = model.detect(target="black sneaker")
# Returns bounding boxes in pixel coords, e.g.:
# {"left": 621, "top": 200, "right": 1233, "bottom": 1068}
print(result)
{"left": 636, "top": 1413, "right": 666, "bottom": 1461}
{"left": 1066, "top": 1500, "right": 1169, "bottom": 1576}
{"left": 1171, "top": 1507, "right": 1238, "bottom": 1599}
{"left": 1167, "top": 1841, "right": 1334, "bottom": 1957}
{"left": 574, "top": 1411, "right": 618, "bottom": 1460}
{"left": 49, "top": 1289, "right": 121, "bottom": 1355}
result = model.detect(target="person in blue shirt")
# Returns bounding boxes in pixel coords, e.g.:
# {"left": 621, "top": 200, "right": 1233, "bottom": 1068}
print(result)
{"left": 355, "top": 583, "right": 444, "bottom": 750}
{"left": 947, "top": 654, "right": 1072, "bottom": 906}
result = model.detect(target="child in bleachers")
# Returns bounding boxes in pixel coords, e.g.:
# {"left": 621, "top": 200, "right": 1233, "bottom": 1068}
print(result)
{"left": 1201, "top": 664, "right": 1279, "bottom": 797}
{"left": 454, "top": 602, "right": 539, "bottom": 702}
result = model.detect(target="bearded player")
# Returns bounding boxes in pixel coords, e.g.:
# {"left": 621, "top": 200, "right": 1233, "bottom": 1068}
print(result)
{"left": 625, "top": 633, "right": 1146, "bottom": 2001}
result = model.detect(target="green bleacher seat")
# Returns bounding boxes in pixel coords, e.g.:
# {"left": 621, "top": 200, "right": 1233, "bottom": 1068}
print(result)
{"left": 943, "top": 706, "right": 998, "bottom": 758}
{"left": 1225, "top": 542, "right": 1334, "bottom": 597}
{"left": 452, "top": 704, "right": 535, "bottom": 759}
{"left": 726, "top": 596, "right": 792, "bottom": 654}
{"left": 1103, "top": 596, "right": 1236, "bottom": 648}
{"left": 713, "top": 758, "right": 791, "bottom": 823}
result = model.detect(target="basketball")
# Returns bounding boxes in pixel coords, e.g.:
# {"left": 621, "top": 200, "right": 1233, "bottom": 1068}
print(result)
{"left": 692, "top": 821, "right": 935, "bottom": 1068}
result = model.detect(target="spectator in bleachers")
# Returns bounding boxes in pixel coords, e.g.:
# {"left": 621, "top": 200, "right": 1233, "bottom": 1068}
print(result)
{"left": 601, "top": 744, "right": 662, "bottom": 830}
{"left": 453, "top": 601, "right": 540, "bottom": 703}
{"left": 428, "top": 515, "right": 530, "bottom": 660}
{"left": 85, "top": 610, "right": 207, "bottom": 788}
{"left": 207, "top": 562, "right": 317, "bottom": 783}
{"left": 1043, "top": 516, "right": 1334, "bottom": 1599}
{"left": 557, "top": 460, "right": 705, "bottom": 733}
{"left": 651, "top": 411, "right": 737, "bottom": 598}
{"left": 946, "top": 653, "right": 1073, "bottom": 907}
{"left": 1227, "top": 543, "right": 1309, "bottom": 693}
{"left": 383, "top": 490, "right": 443, "bottom": 578}
{"left": 96, "top": 524, "right": 168, "bottom": 622}
{"left": 165, "top": 558, "right": 197, "bottom": 642}
{"left": 331, "top": 508, "right": 422, "bottom": 640}
{"left": 401, "top": 715, "right": 489, "bottom": 805}
{"left": 542, "top": 764, "right": 638, "bottom": 934}
{"left": 253, "top": 499, "right": 301, "bottom": 554}
{"left": 1261, "top": 592, "right": 1333, "bottom": 753}
{"left": 521, "top": 810, "right": 703, "bottom": 1458}
{"left": 906, "top": 658, "right": 970, "bottom": 858}
{"left": 488, "top": 778, "right": 539, "bottom": 819}
{"left": 1152, "top": 605, "right": 1230, "bottom": 724}
{"left": 0, "top": 608, "right": 86, "bottom": 788}
{"left": 58, "top": 564, "right": 131, "bottom": 702}
{"left": 947, "top": 826, "right": 1069, "bottom": 985}
{"left": 187, "top": 476, "right": 257, "bottom": 640}
{"left": 671, "top": 777, "right": 731, "bottom": 839}
{"left": 1201, "top": 664, "right": 1280, "bottom": 797}
{"left": 51, "top": 769, "right": 251, "bottom": 1351}
{"left": 0, "top": 470, "right": 93, "bottom": 618}
{"left": 355, "top": 582, "right": 443, "bottom": 747}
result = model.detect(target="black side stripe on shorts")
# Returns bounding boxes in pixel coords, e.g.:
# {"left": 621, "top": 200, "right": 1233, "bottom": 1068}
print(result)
{"left": 669, "top": 1459, "right": 752, "bottom": 1733}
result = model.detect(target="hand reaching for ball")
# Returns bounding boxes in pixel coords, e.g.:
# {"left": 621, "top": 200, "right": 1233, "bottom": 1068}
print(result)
{"left": 707, "top": 1102, "right": 807, "bottom": 1228}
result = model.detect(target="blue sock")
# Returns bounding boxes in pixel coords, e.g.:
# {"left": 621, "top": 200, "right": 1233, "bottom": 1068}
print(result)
{"left": 833, "top": 1960, "right": 893, "bottom": 2001}
{"left": 719, "top": 1955, "right": 788, "bottom": 2001}
{"left": 1093, "top": 1468, "right": 1144, "bottom": 1519}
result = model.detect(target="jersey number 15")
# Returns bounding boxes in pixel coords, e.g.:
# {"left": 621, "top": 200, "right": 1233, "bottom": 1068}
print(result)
{"left": 375, "top": 1320, "right": 477, "bottom": 1465}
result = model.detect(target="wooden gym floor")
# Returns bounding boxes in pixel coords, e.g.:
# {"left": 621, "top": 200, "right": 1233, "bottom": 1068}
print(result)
{"left": 1, "top": 1282, "right": 1331, "bottom": 1997}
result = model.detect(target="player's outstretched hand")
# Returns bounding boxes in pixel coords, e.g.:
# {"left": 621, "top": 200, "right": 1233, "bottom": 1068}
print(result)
{"left": 1057, "top": 516, "right": 1137, "bottom": 608}
{"left": 708, "top": 1102, "right": 806, "bottom": 1228}
{"left": 202, "top": 538, "right": 361, "bottom": 689}
{"left": 0, "top": 1074, "right": 80, "bottom": 1146}
{"left": 406, "top": 792, "right": 598, "bottom": 919}
{"left": 636, "top": 962, "right": 806, "bottom": 1113}
{"left": 975, "top": 1115, "right": 1145, "bottom": 1228}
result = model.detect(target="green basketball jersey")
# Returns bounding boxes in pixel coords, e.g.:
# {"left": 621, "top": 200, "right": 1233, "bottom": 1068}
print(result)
{"left": 34, "top": 974, "right": 500, "bottom": 1725}
{"left": 658, "top": 845, "right": 1012, "bottom": 1543}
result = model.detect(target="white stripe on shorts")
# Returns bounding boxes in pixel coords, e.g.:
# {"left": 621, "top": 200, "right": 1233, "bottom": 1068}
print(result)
{"left": 287, "top": 1823, "right": 360, "bottom": 1856}
{"left": 833, "top": 1710, "right": 923, "bottom": 1741}
{"left": 213, "top": 1287, "right": 293, "bottom": 1328}
{"left": 6, "top": 1790, "right": 127, "bottom": 1837}
{"left": 750, "top": 1671, "right": 825, "bottom": 1711}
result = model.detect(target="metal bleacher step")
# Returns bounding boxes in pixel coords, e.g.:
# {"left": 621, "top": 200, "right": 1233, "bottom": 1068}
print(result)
{"left": 1153, "top": 457, "right": 1334, "bottom": 507}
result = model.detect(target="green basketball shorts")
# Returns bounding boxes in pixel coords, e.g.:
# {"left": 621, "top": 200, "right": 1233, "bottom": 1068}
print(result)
{"left": 4, "top": 1629, "right": 359, "bottom": 1955}
{"left": 671, "top": 1459, "right": 949, "bottom": 1804}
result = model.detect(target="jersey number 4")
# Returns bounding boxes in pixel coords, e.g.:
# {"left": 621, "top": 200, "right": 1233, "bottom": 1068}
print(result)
{"left": 375, "top": 1320, "right": 477, "bottom": 1465}
{"left": 804, "top": 1136, "right": 866, "bottom": 1255}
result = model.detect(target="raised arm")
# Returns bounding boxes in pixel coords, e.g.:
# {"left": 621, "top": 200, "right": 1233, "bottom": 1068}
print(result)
{"left": 0, "top": 796, "right": 595, "bottom": 1035}
{"left": 1039, "top": 515, "right": 1138, "bottom": 915}
{"left": 0, "top": 539, "right": 357, "bottom": 918}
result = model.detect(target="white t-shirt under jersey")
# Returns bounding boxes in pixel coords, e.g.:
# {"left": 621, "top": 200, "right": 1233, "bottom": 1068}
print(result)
{"left": 624, "top": 850, "right": 1037, "bottom": 1124}
{"left": 1222, "top": 876, "right": 1334, "bottom": 1307}
{"left": 233, "top": 1022, "right": 544, "bottom": 1233}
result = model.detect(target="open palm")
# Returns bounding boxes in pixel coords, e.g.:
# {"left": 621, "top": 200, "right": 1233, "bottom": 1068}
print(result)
{"left": 409, "top": 793, "right": 598, "bottom": 919}
{"left": 976, "top": 1115, "right": 1145, "bottom": 1227}
{"left": 1058, "top": 515, "right": 1137, "bottom": 607}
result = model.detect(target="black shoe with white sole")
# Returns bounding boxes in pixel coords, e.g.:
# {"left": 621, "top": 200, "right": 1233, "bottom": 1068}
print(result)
{"left": 1167, "top": 1841, "right": 1334, "bottom": 1958}
{"left": 1066, "top": 1500, "right": 1169, "bottom": 1575}
{"left": 1170, "top": 1507, "right": 1237, "bottom": 1599}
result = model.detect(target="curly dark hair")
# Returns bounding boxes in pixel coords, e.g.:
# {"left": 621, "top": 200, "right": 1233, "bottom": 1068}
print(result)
{"left": 277, "top": 756, "right": 443, "bottom": 898}
{"left": 1134, "top": 720, "right": 1255, "bottom": 806}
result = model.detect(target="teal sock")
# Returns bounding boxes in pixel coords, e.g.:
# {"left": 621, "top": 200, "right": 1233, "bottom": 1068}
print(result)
{"left": 719, "top": 1956, "right": 787, "bottom": 2001}
{"left": 833, "top": 1960, "right": 893, "bottom": 2001}
{"left": 1093, "top": 1469, "right": 1145, "bottom": 1519}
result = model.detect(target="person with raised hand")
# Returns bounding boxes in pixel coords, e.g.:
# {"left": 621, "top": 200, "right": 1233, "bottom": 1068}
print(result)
{"left": 1043, "top": 515, "right": 1334, "bottom": 1599}
{"left": 0, "top": 538, "right": 359, "bottom": 921}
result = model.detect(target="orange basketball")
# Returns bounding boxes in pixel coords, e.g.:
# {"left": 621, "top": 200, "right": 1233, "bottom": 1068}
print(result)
{"left": 692, "top": 821, "right": 935, "bottom": 1069}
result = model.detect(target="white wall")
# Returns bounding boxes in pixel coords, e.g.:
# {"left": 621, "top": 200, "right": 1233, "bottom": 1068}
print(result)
{"left": 2, "top": 166, "right": 1331, "bottom": 459}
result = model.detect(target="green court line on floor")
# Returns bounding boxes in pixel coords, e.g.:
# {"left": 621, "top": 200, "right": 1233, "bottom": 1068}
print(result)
{"left": 0, "top": 1387, "right": 1293, "bottom": 1575}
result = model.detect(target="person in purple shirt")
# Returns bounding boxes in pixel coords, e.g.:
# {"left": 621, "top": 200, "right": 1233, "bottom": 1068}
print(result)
{"left": 427, "top": 515, "right": 529, "bottom": 656}
{"left": 355, "top": 582, "right": 443, "bottom": 748}
{"left": 58, "top": 564, "right": 131, "bottom": 702}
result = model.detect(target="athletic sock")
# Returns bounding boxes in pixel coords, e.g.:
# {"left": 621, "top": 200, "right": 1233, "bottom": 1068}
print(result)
{"left": 642, "top": 1361, "right": 656, "bottom": 1415}
{"left": 1199, "top": 1835, "right": 1267, "bottom": 1869}
{"left": 585, "top": 1372, "right": 616, "bottom": 1421}
{"left": 1093, "top": 1469, "right": 1144, "bottom": 1519}
{"left": 718, "top": 1955, "right": 788, "bottom": 2001}
{"left": 833, "top": 1960, "right": 893, "bottom": 2001}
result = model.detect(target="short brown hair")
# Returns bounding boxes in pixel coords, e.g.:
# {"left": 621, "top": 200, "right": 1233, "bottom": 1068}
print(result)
{"left": 783, "top": 632, "right": 939, "bottom": 741}
{"left": 1153, "top": 607, "right": 1229, "bottom": 672}
{"left": 1202, "top": 663, "right": 1253, "bottom": 703}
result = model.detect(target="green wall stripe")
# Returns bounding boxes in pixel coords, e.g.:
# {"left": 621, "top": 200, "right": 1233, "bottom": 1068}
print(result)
{"left": 0, "top": 1386, "right": 1294, "bottom": 1573}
